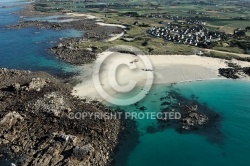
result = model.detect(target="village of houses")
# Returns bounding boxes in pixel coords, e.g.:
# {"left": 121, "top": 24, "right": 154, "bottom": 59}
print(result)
{"left": 147, "top": 21, "right": 228, "bottom": 47}
{"left": 121, "top": 12, "right": 230, "bottom": 48}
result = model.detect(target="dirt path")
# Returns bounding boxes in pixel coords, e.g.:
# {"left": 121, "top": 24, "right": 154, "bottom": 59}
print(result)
{"left": 203, "top": 48, "right": 250, "bottom": 58}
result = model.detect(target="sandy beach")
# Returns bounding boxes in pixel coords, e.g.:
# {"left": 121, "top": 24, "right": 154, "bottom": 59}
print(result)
{"left": 65, "top": 12, "right": 127, "bottom": 28}
{"left": 106, "top": 32, "right": 125, "bottom": 42}
{"left": 64, "top": 13, "right": 125, "bottom": 42}
{"left": 96, "top": 22, "right": 127, "bottom": 29}
{"left": 72, "top": 52, "right": 250, "bottom": 101}
{"left": 65, "top": 12, "right": 97, "bottom": 19}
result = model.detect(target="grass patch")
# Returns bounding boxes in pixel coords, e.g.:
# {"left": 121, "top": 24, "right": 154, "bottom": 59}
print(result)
{"left": 207, "top": 51, "right": 241, "bottom": 60}
{"left": 213, "top": 46, "right": 245, "bottom": 54}
{"left": 79, "top": 36, "right": 193, "bottom": 55}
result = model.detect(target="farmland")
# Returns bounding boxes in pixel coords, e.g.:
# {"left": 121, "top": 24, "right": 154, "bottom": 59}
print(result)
{"left": 33, "top": 0, "right": 250, "bottom": 59}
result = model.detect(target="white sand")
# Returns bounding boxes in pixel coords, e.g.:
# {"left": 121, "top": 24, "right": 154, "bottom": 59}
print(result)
{"left": 64, "top": 13, "right": 127, "bottom": 29}
{"left": 72, "top": 52, "right": 250, "bottom": 101}
{"left": 64, "top": 13, "right": 126, "bottom": 42}
{"left": 96, "top": 22, "right": 126, "bottom": 29}
{"left": 105, "top": 32, "right": 124, "bottom": 42}
{"left": 65, "top": 13, "right": 97, "bottom": 19}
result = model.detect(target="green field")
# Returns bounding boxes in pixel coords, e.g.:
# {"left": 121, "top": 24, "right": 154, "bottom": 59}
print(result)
{"left": 34, "top": 0, "right": 250, "bottom": 57}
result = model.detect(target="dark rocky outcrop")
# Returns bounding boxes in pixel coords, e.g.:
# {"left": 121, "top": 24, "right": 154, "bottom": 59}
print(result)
{"left": 0, "top": 68, "right": 122, "bottom": 166}
{"left": 150, "top": 90, "right": 223, "bottom": 144}
{"left": 243, "top": 67, "right": 250, "bottom": 76}
{"left": 219, "top": 62, "right": 250, "bottom": 79}
{"left": 49, "top": 38, "right": 97, "bottom": 65}
{"left": 218, "top": 68, "right": 240, "bottom": 79}
{"left": 180, "top": 105, "right": 209, "bottom": 130}
{"left": 6, "top": 20, "right": 123, "bottom": 41}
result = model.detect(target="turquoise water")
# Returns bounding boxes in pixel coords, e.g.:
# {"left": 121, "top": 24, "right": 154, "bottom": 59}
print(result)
{"left": 113, "top": 80, "right": 250, "bottom": 166}
{"left": 0, "top": 0, "right": 83, "bottom": 77}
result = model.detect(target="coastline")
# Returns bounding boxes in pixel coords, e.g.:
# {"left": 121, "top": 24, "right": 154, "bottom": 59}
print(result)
{"left": 0, "top": 2, "right": 126, "bottom": 165}
{"left": 1, "top": 1, "right": 250, "bottom": 165}
{"left": 72, "top": 52, "right": 250, "bottom": 101}
{"left": 7, "top": 6, "right": 127, "bottom": 66}
{"left": 2, "top": 1, "right": 250, "bottom": 166}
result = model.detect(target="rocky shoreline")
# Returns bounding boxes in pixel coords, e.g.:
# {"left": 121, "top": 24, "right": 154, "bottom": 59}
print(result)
{"left": 0, "top": 68, "right": 123, "bottom": 166}
{"left": 6, "top": 19, "right": 123, "bottom": 65}
{"left": 6, "top": 4, "right": 125, "bottom": 66}
{"left": 6, "top": 20, "right": 123, "bottom": 41}
{"left": 0, "top": 4, "right": 129, "bottom": 165}
{"left": 219, "top": 62, "right": 250, "bottom": 79}
{"left": 14, "top": 4, "right": 60, "bottom": 18}
{"left": 49, "top": 38, "right": 97, "bottom": 65}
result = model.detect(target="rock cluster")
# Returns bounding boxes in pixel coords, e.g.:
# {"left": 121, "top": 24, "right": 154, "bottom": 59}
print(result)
{"left": 0, "top": 112, "right": 24, "bottom": 129}
{"left": 49, "top": 38, "right": 97, "bottom": 65}
{"left": 243, "top": 67, "right": 250, "bottom": 76}
{"left": 8, "top": 77, "right": 47, "bottom": 92}
{"left": 219, "top": 62, "right": 250, "bottom": 79}
{"left": 149, "top": 91, "right": 224, "bottom": 144}
{"left": 181, "top": 105, "right": 208, "bottom": 130}
{"left": 30, "top": 92, "right": 68, "bottom": 117}
{"left": 0, "top": 68, "right": 122, "bottom": 166}
{"left": 28, "top": 77, "right": 47, "bottom": 91}
{"left": 218, "top": 68, "right": 240, "bottom": 79}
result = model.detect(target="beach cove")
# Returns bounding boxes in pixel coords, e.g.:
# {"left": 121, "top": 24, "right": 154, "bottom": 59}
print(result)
{"left": 72, "top": 51, "right": 250, "bottom": 166}
{"left": 73, "top": 51, "right": 250, "bottom": 101}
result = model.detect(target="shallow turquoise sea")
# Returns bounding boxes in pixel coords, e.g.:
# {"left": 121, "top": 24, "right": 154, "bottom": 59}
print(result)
{"left": 113, "top": 80, "right": 250, "bottom": 166}
{"left": 1, "top": 1, "right": 250, "bottom": 166}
